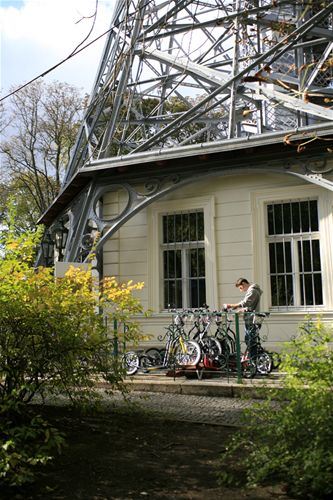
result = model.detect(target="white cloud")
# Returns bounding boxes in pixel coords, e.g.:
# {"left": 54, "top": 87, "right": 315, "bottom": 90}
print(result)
{"left": 0, "top": 0, "right": 115, "bottom": 96}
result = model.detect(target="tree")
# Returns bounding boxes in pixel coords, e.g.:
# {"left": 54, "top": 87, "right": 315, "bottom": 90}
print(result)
{"left": 0, "top": 80, "right": 84, "bottom": 231}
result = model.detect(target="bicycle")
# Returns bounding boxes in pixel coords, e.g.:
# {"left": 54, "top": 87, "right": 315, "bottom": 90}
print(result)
{"left": 213, "top": 311, "right": 272, "bottom": 377}
{"left": 122, "top": 350, "right": 140, "bottom": 375}
{"left": 187, "top": 309, "right": 222, "bottom": 359}
{"left": 140, "top": 310, "right": 201, "bottom": 370}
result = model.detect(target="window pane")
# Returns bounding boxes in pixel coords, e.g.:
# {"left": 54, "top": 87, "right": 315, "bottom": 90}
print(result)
{"left": 189, "top": 278, "right": 206, "bottom": 308}
{"left": 190, "top": 249, "right": 198, "bottom": 278}
{"left": 163, "top": 250, "right": 169, "bottom": 277}
{"left": 198, "top": 279, "right": 206, "bottom": 307}
{"left": 282, "top": 203, "right": 292, "bottom": 234}
{"left": 164, "top": 280, "right": 182, "bottom": 309}
{"left": 163, "top": 216, "right": 168, "bottom": 243}
{"left": 190, "top": 248, "right": 205, "bottom": 278}
{"left": 270, "top": 272, "right": 294, "bottom": 307}
{"left": 163, "top": 250, "right": 181, "bottom": 279}
{"left": 269, "top": 243, "right": 276, "bottom": 273}
{"left": 164, "top": 281, "right": 170, "bottom": 308}
{"left": 189, "top": 212, "right": 197, "bottom": 241}
{"left": 267, "top": 201, "right": 318, "bottom": 235}
{"left": 182, "top": 213, "right": 190, "bottom": 242}
{"left": 310, "top": 200, "right": 319, "bottom": 231}
{"left": 175, "top": 214, "right": 182, "bottom": 242}
{"left": 298, "top": 240, "right": 311, "bottom": 272}
{"left": 269, "top": 242, "right": 292, "bottom": 274}
{"left": 299, "top": 273, "right": 323, "bottom": 306}
{"left": 284, "top": 242, "right": 292, "bottom": 273}
{"left": 267, "top": 205, "right": 274, "bottom": 235}
{"left": 300, "top": 274, "right": 314, "bottom": 306}
{"left": 277, "top": 275, "right": 287, "bottom": 306}
{"left": 286, "top": 275, "right": 294, "bottom": 306}
{"left": 197, "top": 212, "right": 204, "bottom": 240}
{"left": 291, "top": 202, "right": 301, "bottom": 233}
{"left": 276, "top": 243, "right": 285, "bottom": 273}
{"left": 198, "top": 248, "right": 205, "bottom": 276}
{"left": 298, "top": 239, "right": 322, "bottom": 306}
{"left": 312, "top": 240, "right": 321, "bottom": 272}
{"left": 300, "top": 201, "right": 310, "bottom": 232}
{"left": 175, "top": 280, "right": 183, "bottom": 308}
{"left": 314, "top": 274, "right": 323, "bottom": 305}
{"left": 274, "top": 204, "right": 283, "bottom": 234}
{"left": 165, "top": 215, "right": 175, "bottom": 243}
{"left": 270, "top": 275, "right": 278, "bottom": 306}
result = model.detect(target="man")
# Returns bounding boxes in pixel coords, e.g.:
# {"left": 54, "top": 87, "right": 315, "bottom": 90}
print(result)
{"left": 226, "top": 278, "right": 262, "bottom": 313}
{"left": 225, "top": 278, "right": 263, "bottom": 358}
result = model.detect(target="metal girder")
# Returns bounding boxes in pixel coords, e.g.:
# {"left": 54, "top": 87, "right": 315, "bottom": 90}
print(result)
{"left": 58, "top": 0, "right": 333, "bottom": 184}
{"left": 142, "top": 47, "right": 333, "bottom": 121}
{"left": 38, "top": 1, "right": 333, "bottom": 268}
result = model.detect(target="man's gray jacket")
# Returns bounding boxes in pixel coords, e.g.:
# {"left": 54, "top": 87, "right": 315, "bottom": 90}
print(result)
{"left": 239, "top": 283, "right": 263, "bottom": 312}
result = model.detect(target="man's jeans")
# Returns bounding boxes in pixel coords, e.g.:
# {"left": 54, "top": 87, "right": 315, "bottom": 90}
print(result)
{"left": 244, "top": 315, "right": 258, "bottom": 359}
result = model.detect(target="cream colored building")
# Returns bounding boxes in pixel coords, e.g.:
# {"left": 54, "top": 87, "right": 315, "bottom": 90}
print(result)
{"left": 102, "top": 166, "right": 333, "bottom": 350}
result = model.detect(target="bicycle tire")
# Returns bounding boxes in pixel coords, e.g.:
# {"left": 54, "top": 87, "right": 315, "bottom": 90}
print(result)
{"left": 219, "top": 338, "right": 231, "bottom": 357}
{"left": 139, "top": 354, "right": 153, "bottom": 371}
{"left": 242, "top": 359, "right": 257, "bottom": 378}
{"left": 215, "top": 353, "right": 227, "bottom": 370}
{"left": 256, "top": 352, "right": 272, "bottom": 375}
{"left": 270, "top": 351, "right": 281, "bottom": 370}
{"left": 201, "top": 337, "right": 222, "bottom": 357}
{"left": 159, "top": 348, "right": 167, "bottom": 365}
{"left": 174, "top": 340, "right": 201, "bottom": 366}
{"left": 123, "top": 351, "right": 139, "bottom": 376}
{"left": 144, "top": 348, "right": 162, "bottom": 366}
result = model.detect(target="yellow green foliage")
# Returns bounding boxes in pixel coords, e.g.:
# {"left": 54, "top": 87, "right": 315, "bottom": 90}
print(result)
{"left": 0, "top": 227, "right": 145, "bottom": 404}
{"left": 0, "top": 225, "right": 145, "bottom": 486}
{"left": 219, "top": 319, "right": 333, "bottom": 499}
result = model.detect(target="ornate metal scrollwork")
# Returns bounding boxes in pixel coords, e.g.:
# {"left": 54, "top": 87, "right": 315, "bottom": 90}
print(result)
{"left": 305, "top": 158, "right": 333, "bottom": 175}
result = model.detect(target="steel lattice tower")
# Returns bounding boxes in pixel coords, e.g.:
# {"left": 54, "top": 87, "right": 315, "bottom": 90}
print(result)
{"left": 39, "top": 0, "right": 333, "bottom": 268}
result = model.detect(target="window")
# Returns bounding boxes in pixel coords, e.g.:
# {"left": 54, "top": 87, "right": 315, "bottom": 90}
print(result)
{"left": 162, "top": 211, "right": 206, "bottom": 309}
{"left": 267, "top": 199, "right": 323, "bottom": 307}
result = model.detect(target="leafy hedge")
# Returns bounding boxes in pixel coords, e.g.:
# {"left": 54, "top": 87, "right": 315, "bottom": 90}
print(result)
{"left": 219, "top": 318, "right": 333, "bottom": 499}
{"left": 0, "top": 226, "right": 144, "bottom": 486}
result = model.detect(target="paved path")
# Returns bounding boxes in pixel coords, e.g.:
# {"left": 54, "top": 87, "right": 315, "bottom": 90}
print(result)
{"left": 101, "top": 390, "right": 260, "bottom": 427}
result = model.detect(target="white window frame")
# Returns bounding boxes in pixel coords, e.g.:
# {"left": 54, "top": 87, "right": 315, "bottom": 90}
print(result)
{"left": 162, "top": 211, "right": 206, "bottom": 309}
{"left": 148, "top": 196, "right": 218, "bottom": 312}
{"left": 252, "top": 185, "right": 333, "bottom": 312}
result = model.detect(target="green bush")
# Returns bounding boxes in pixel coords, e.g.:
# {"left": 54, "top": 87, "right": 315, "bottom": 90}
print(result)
{"left": 219, "top": 318, "right": 333, "bottom": 499}
{"left": 0, "top": 399, "right": 65, "bottom": 487}
{"left": 0, "top": 225, "right": 144, "bottom": 486}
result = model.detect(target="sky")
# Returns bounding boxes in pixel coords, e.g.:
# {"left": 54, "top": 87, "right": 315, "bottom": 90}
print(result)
{"left": 0, "top": 0, "right": 116, "bottom": 99}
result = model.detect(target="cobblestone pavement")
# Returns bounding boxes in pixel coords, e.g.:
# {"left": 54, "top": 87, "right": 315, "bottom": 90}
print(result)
{"left": 101, "top": 390, "right": 260, "bottom": 427}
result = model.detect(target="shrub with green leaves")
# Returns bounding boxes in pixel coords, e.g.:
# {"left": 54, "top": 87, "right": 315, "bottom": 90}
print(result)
{"left": 219, "top": 318, "right": 333, "bottom": 499}
{"left": 0, "top": 399, "right": 65, "bottom": 487}
{"left": 0, "top": 225, "right": 144, "bottom": 486}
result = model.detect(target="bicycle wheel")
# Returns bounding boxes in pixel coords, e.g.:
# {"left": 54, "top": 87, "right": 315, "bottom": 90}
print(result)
{"left": 122, "top": 351, "right": 139, "bottom": 376}
{"left": 270, "top": 351, "right": 281, "bottom": 370}
{"left": 215, "top": 353, "right": 227, "bottom": 370}
{"left": 139, "top": 354, "right": 153, "bottom": 371}
{"left": 201, "top": 337, "right": 222, "bottom": 357}
{"left": 219, "top": 338, "right": 231, "bottom": 357}
{"left": 256, "top": 352, "right": 272, "bottom": 375}
{"left": 144, "top": 348, "right": 162, "bottom": 366}
{"left": 242, "top": 358, "right": 257, "bottom": 378}
{"left": 174, "top": 340, "right": 201, "bottom": 366}
{"left": 159, "top": 348, "right": 167, "bottom": 365}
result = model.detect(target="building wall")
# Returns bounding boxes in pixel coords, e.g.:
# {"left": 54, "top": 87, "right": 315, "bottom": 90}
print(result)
{"left": 103, "top": 170, "right": 333, "bottom": 350}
